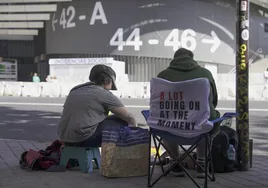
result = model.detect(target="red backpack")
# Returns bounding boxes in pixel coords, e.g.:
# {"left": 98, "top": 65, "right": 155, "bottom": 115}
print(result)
{"left": 19, "top": 140, "right": 76, "bottom": 171}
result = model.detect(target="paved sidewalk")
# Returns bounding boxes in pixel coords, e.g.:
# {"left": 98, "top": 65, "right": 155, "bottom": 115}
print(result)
{"left": 0, "top": 139, "right": 268, "bottom": 188}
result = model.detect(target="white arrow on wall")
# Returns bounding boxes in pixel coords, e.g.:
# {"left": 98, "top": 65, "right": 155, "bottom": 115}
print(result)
{"left": 52, "top": 13, "right": 58, "bottom": 32}
{"left": 201, "top": 31, "right": 221, "bottom": 53}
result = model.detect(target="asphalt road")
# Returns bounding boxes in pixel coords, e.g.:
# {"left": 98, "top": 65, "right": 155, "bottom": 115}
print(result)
{"left": 0, "top": 96, "right": 267, "bottom": 155}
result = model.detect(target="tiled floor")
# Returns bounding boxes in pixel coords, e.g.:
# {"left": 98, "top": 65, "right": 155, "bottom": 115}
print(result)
{"left": 0, "top": 139, "right": 267, "bottom": 188}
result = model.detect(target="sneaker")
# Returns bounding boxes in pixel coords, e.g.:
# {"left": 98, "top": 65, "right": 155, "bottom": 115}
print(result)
{"left": 165, "top": 162, "right": 185, "bottom": 177}
{"left": 196, "top": 164, "right": 208, "bottom": 179}
{"left": 171, "top": 165, "right": 185, "bottom": 177}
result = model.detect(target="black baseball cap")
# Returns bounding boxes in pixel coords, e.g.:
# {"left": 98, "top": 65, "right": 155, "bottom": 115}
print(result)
{"left": 89, "top": 64, "right": 117, "bottom": 90}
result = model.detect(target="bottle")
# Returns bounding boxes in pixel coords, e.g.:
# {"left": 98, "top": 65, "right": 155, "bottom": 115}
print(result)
{"left": 227, "top": 144, "right": 236, "bottom": 161}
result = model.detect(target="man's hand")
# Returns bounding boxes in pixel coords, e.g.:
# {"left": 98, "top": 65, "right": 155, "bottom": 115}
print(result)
{"left": 129, "top": 123, "right": 138, "bottom": 127}
{"left": 126, "top": 112, "right": 137, "bottom": 127}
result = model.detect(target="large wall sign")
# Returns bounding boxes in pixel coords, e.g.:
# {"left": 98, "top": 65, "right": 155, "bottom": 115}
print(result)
{"left": 46, "top": 0, "right": 267, "bottom": 66}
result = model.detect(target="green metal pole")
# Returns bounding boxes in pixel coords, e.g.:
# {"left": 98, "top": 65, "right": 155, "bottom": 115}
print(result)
{"left": 236, "top": 0, "right": 250, "bottom": 171}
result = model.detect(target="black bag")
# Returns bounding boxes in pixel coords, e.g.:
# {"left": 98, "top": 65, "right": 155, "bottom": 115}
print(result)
{"left": 211, "top": 125, "right": 238, "bottom": 173}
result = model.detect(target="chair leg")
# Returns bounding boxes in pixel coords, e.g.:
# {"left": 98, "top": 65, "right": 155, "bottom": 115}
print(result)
{"left": 93, "top": 148, "right": 101, "bottom": 169}
{"left": 59, "top": 149, "right": 69, "bottom": 168}
{"left": 209, "top": 156, "right": 215, "bottom": 181}
{"left": 147, "top": 129, "right": 152, "bottom": 187}
{"left": 86, "top": 151, "right": 94, "bottom": 173}
{"left": 152, "top": 136, "right": 165, "bottom": 173}
{"left": 59, "top": 156, "right": 69, "bottom": 168}
{"left": 147, "top": 133, "right": 214, "bottom": 188}
{"left": 204, "top": 135, "right": 208, "bottom": 188}
{"left": 208, "top": 139, "right": 216, "bottom": 181}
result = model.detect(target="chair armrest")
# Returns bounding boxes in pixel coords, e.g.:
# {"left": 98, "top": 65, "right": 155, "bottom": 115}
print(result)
{"left": 211, "top": 117, "right": 229, "bottom": 123}
{"left": 211, "top": 112, "right": 239, "bottom": 123}
{"left": 222, "top": 112, "right": 239, "bottom": 118}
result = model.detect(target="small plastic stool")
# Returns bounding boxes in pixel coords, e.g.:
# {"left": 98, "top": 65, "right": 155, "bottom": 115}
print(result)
{"left": 60, "top": 146, "right": 101, "bottom": 173}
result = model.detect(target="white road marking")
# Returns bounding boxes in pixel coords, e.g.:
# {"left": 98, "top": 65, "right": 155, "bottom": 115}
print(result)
{"left": 0, "top": 102, "right": 267, "bottom": 112}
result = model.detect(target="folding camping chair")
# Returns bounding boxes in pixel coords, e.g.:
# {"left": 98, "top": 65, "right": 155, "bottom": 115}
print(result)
{"left": 142, "top": 77, "right": 237, "bottom": 188}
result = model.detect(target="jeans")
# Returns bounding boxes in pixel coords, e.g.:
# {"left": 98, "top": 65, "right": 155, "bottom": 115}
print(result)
{"left": 65, "top": 115, "right": 128, "bottom": 147}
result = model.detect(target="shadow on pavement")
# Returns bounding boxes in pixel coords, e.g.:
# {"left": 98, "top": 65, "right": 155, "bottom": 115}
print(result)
{"left": 0, "top": 105, "right": 268, "bottom": 155}
{"left": 249, "top": 115, "right": 268, "bottom": 156}
{"left": 0, "top": 106, "right": 60, "bottom": 142}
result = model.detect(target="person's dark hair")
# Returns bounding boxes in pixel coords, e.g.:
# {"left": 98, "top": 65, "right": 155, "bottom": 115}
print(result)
{"left": 174, "top": 48, "right": 194, "bottom": 59}
{"left": 93, "top": 73, "right": 112, "bottom": 86}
